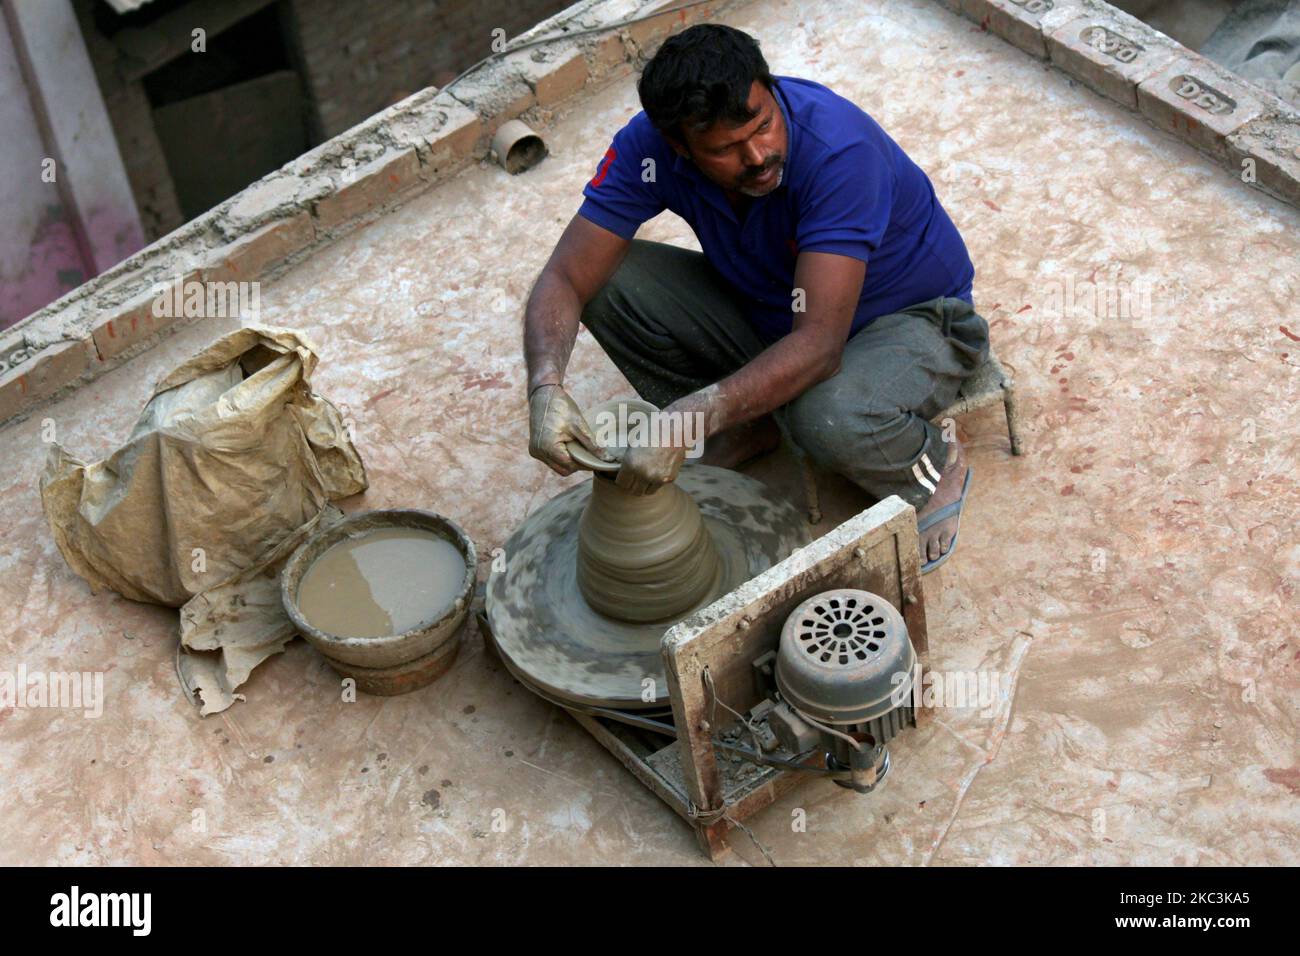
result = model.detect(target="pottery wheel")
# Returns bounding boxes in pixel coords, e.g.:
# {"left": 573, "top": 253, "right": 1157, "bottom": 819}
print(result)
{"left": 486, "top": 465, "right": 809, "bottom": 710}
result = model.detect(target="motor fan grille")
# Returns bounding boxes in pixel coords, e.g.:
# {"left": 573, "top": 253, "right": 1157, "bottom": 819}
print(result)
{"left": 794, "top": 593, "right": 890, "bottom": 667}
{"left": 776, "top": 588, "right": 915, "bottom": 724}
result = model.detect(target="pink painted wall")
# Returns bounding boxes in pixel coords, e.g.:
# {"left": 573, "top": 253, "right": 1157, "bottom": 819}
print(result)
{"left": 0, "top": 0, "right": 145, "bottom": 331}
{"left": 0, "top": 11, "right": 87, "bottom": 329}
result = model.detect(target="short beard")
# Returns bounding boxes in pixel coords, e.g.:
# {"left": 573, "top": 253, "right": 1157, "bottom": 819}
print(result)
{"left": 736, "top": 162, "right": 784, "bottom": 197}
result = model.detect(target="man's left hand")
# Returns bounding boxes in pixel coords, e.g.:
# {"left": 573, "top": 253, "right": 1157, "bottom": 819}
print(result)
{"left": 617, "top": 442, "right": 687, "bottom": 495}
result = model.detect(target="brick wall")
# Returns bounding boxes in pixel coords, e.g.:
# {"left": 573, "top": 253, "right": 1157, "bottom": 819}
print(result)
{"left": 285, "top": 0, "right": 576, "bottom": 139}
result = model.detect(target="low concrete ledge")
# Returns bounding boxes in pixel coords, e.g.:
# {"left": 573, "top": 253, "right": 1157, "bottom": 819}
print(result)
{"left": 1042, "top": 4, "right": 1181, "bottom": 110}
{"left": 1136, "top": 55, "right": 1269, "bottom": 159}
{"left": 1227, "top": 110, "right": 1300, "bottom": 207}
{"left": 960, "top": 0, "right": 1064, "bottom": 59}
{"left": 950, "top": 0, "right": 1300, "bottom": 208}
{"left": 0, "top": 0, "right": 731, "bottom": 428}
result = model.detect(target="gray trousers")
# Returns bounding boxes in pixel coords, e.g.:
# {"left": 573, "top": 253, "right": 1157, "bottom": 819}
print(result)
{"left": 580, "top": 239, "right": 989, "bottom": 509}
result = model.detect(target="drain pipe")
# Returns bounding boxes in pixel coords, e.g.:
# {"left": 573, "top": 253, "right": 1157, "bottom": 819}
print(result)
{"left": 490, "top": 119, "right": 548, "bottom": 174}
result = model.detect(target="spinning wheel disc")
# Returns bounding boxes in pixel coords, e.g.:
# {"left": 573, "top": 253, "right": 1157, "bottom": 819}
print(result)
{"left": 486, "top": 465, "right": 809, "bottom": 710}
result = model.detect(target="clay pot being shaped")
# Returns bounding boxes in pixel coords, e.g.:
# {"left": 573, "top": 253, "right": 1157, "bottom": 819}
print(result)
{"left": 576, "top": 472, "right": 722, "bottom": 624}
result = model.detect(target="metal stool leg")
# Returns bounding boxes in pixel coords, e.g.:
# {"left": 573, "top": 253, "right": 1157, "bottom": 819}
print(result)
{"left": 1002, "top": 384, "right": 1024, "bottom": 456}
{"left": 798, "top": 451, "right": 822, "bottom": 525}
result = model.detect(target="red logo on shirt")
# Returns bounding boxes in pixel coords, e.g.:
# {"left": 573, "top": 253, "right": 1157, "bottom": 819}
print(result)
{"left": 590, "top": 147, "right": 616, "bottom": 187}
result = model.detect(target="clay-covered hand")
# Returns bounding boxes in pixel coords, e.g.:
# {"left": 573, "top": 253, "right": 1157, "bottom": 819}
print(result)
{"left": 528, "top": 384, "right": 612, "bottom": 476}
{"left": 617, "top": 442, "right": 686, "bottom": 496}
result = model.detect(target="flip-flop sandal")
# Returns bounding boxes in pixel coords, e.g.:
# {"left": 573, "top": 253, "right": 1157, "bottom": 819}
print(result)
{"left": 917, "top": 465, "right": 973, "bottom": 574}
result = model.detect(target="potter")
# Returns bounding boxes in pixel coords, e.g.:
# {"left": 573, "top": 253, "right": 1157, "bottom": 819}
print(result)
{"left": 524, "top": 23, "right": 990, "bottom": 580}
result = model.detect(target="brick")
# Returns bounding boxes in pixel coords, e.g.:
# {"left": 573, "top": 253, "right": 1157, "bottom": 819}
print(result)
{"left": 423, "top": 102, "right": 484, "bottom": 173}
{"left": 515, "top": 44, "right": 589, "bottom": 108}
{"left": 313, "top": 146, "right": 424, "bottom": 231}
{"left": 0, "top": 330, "right": 32, "bottom": 377}
{"left": 0, "top": 338, "right": 94, "bottom": 422}
{"left": 1137, "top": 56, "right": 1268, "bottom": 159}
{"left": 1227, "top": 110, "right": 1300, "bottom": 207}
{"left": 446, "top": 61, "right": 536, "bottom": 135}
{"left": 585, "top": 31, "right": 631, "bottom": 77}
{"left": 960, "top": 0, "right": 1073, "bottom": 59}
{"left": 90, "top": 281, "right": 186, "bottom": 362}
{"left": 1044, "top": 13, "right": 1180, "bottom": 109}
{"left": 204, "top": 212, "right": 316, "bottom": 283}
{"left": 385, "top": 95, "right": 484, "bottom": 174}
{"left": 625, "top": 0, "right": 723, "bottom": 51}
{"left": 225, "top": 175, "right": 304, "bottom": 232}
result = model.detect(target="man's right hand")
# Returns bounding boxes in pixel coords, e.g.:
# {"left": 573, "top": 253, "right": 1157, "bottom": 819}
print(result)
{"left": 528, "top": 384, "right": 613, "bottom": 476}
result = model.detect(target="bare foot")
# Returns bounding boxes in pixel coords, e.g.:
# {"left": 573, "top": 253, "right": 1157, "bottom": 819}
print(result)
{"left": 915, "top": 438, "right": 968, "bottom": 565}
{"left": 698, "top": 415, "right": 780, "bottom": 468}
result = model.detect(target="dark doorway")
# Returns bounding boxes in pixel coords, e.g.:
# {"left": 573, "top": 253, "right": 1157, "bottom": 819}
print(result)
{"left": 143, "top": 4, "right": 308, "bottom": 219}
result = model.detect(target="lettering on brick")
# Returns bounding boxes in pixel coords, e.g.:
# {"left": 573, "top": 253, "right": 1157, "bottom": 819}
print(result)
{"left": 1082, "top": 25, "right": 1142, "bottom": 64}
{"left": 1010, "top": 0, "right": 1054, "bottom": 14}
{"left": 1171, "top": 75, "right": 1237, "bottom": 115}
{"left": 1, "top": 345, "right": 37, "bottom": 374}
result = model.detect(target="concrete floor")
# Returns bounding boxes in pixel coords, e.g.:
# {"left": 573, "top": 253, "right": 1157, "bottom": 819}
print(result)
{"left": 1, "top": 0, "right": 1297, "bottom": 865}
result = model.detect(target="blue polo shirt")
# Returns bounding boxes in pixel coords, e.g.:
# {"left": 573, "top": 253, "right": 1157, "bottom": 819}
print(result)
{"left": 578, "top": 75, "right": 974, "bottom": 341}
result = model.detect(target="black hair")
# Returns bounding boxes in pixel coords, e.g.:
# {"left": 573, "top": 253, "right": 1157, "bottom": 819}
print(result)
{"left": 637, "top": 24, "right": 774, "bottom": 141}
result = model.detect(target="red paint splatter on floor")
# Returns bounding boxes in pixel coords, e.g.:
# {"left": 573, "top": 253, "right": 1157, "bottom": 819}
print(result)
{"left": 365, "top": 387, "right": 398, "bottom": 409}
{"left": 462, "top": 372, "right": 509, "bottom": 391}
{"left": 1280, "top": 325, "right": 1300, "bottom": 342}
{"left": 1263, "top": 767, "right": 1300, "bottom": 795}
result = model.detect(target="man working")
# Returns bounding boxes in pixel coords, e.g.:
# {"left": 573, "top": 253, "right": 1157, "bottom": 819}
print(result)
{"left": 524, "top": 23, "right": 989, "bottom": 571}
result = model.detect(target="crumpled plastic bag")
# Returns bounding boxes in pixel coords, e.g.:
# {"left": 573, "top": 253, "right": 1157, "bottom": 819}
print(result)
{"left": 40, "top": 325, "right": 367, "bottom": 714}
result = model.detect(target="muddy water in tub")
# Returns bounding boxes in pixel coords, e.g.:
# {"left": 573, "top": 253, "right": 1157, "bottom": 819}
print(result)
{"left": 296, "top": 528, "right": 465, "bottom": 638}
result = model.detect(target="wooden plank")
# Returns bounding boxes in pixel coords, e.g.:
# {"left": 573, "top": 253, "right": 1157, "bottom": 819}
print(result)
{"left": 700, "top": 767, "right": 807, "bottom": 860}
{"left": 115, "top": 0, "right": 279, "bottom": 84}
{"left": 893, "top": 500, "right": 929, "bottom": 658}
{"left": 568, "top": 711, "right": 697, "bottom": 823}
{"left": 662, "top": 645, "right": 725, "bottom": 818}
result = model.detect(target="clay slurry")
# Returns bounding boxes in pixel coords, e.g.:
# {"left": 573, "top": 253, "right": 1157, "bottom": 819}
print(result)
{"left": 296, "top": 528, "right": 464, "bottom": 638}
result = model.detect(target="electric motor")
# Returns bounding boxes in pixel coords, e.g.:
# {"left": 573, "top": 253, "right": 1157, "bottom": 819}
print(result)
{"left": 771, "top": 589, "right": 917, "bottom": 792}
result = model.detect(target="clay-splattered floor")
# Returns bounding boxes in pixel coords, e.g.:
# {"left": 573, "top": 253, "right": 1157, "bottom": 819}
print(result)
{"left": 1, "top": 0, "right": 1296, "bottom": 865}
